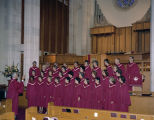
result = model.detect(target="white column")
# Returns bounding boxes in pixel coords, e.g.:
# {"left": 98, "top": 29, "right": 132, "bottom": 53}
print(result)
{"left": 0, "top": 0, "right": 21, "bottom": 85}
{"left": 24, "top": 0, "right": 40, "bottom": 85}
{"left": 69, "top": 0, "right": 95, "bottom": 56}
{"left": 150, "top": 0, "right": 154, "bottom": 92}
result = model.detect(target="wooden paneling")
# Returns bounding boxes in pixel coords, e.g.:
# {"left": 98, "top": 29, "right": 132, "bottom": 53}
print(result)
{"left": 40, "top": 0, "right": 69, "bottom": 55}
{"left": 90, "top": 26, "right": 115, "bottom": 35}
{"left": 129, "top": 96, "right": 154, "bottom": 115}
{"left": 115, "top": 28, "right": 120, "bottom": 52}
{"left": 43, "top": 54, "right": 84, "bottom": 65}
{"left": 119, "top": 28, "right": 126, "bottom": 52}
{"left": 145, "top": 31, "right": 150, "bottom": 52}
{"left": 126, "top": 27, "right": 132, "bottom": 52}
{"left": 91, "top": 22, "right": 150, "bottom": 54}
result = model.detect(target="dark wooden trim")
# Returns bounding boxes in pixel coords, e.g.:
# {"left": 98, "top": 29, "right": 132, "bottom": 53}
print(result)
{"left": 21, "top": 0, "right": 24, "bottom": 44}
{"left": 55, "top": 0, "right": 58, "bottom": 53}
{"left": 61, "top": 0, "right": 64, "bottom": 54}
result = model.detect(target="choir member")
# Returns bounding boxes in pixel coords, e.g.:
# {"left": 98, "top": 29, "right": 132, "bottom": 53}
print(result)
{"left": 54, "top": 62, "right": 60, "bottom": 71}
{"left": 63, "top": 63, "right": 71, "bottom": 73}
{"left": 92, "top": 60, "right": 103, "bottom": 79}
{"left": 73, "top": 77, "right": 82, "bottom": 107}
{"left": 61, "top": 66, "right": 68, "bottom": 78}
{"left": 92, "top": 77, "right": 104, "bottom": 110}
{"left": 112, "top": 65, "right": 119, "bottom": 78}
{"left": 78, "top": 72, "right": 85, "bottom": 85}
{"left": 7, "top": 73, "right": 24, "bottom": 115}
{"left": 118, "top": 76, "right": 131, "bottom": 112}
{"left": 31, "top": 70, "right": 38, "bottom": 82}
{"left": 104, "top": 59, "right": 114, "bottom": 77}
{"left": 45, "top": 62, "right": 52, "bottom": 76}
{"left": 79, "top": 65, "right": 85, "bottom": 73}
{"left": 52, "top": 65, "right": 59, "bottom": 78}
{"left": 48, "top": 70, "right": 53, "bottom": 77}
{"left": 126, "top": 56, "right": 142, "bottom": 90}
{"left": 105, "top": 77, "right": 118, "bottom": 111}
{"left": 81, "top": 78, "right": 92, "bottom": 109}
{"left": 36, "top": 76, "right": 46, "bottom": 113}
{"left": 45, "top": 76, "right": 54, "bottom": 108}
{"left": 102, "top": 70, "right": 110, "bottom": 106}
{"left": 68, "top": 71, "right": 75, "bottom": 85}
{"left": 84, "top": 60, "right": 92, "bottom": 79}
{"left": 42, "top": 65, "right": 48, "bottom": 77}
{"left": 26, "top": 76, "right": 37, "bottom": 107}
{"left": 53, "top": 77, "right": 63, "bottom": 106}
{"left": 29, "top": 61, "right": 40, "bottom": 77}
{"left": 115, "top": 58, "right": 125, "bottom": 76}
{"left": 72, "top": 61, "right": 80, "bottom": 78}
{"left": 59, "top": 71, "right": 65, "bottom": 86}
{"left": 63, "top": 77, "right": 74, "bottom": 106}
{"left": 115, "top": 69, "right": 123, "bottom": 86}
{"left": 91, "top": 71, "right": 97, "bottom": 84}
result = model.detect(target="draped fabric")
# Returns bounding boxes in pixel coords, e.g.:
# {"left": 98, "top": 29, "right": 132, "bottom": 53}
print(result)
{"left": 69, "top": 0, "right": 95, "bottom": 56}
{"left": 151, "top": 0, "right": 154, "bottom": 92}
{"left": 24, "top": 0, "right": 40, "bottom": 85}
{"left": 0, "top": 0, "right": 21, "bottom": 85}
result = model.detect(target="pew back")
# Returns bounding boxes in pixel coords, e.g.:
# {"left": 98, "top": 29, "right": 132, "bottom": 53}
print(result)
{"left": 26, "top": 103, "right": 154, "bottom": 120}
{"left": 0, "top": 112, "right": 15, "bottom": 120}
{"left": 0, "top": 99, "right": 12, "bottom": 113}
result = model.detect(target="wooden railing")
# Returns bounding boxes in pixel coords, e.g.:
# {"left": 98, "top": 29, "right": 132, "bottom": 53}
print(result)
{"left": 26, "top": 102, "right": 154, "bottom": 120}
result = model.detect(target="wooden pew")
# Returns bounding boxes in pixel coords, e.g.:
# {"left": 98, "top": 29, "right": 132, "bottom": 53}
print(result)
{"left": 26, "top": 102, "right": 154, "bottom": 120}
{"left": 0, "top": 112, "right": 15, "bottom": 120}
{"left": 0, "top": 99, "right": 12, "bottom": 113}
{"left": 0, "top": 99, "right": 14, "bottom": 120}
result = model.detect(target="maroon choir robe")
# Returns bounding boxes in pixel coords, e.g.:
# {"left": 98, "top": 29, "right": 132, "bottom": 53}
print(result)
{"left": 53, "top": 83, "right": 63, "bottom": 106}
{"left": 34, "top": 76, "right": 38, "bottom": 82}
{"left": 73, "top": 83, "right": 82, "bottom": 107}
{"left": 117, "top": 64, "right": 126, "bottom": 77}
{"left": 35, "top": 81, "right": 46, "bottom": 107}
{"left": 81, "top": 84, "right": 92, "bottom": 109}
{"left": 29, "top": 66, "right": 41, "bottom": 77}
{"left": 45, "top": 81, "right": 54, "bottom": 108}
{"left": 43, "top": 76, "right": 47, "bottom": 82}
{"left": 62, "top": 71, "right": 68, "bottom": 78}
{"left": 106, "top": 65, "right": 114, "bottom": 77}
{"left": 63, "top": 82, "right": 74, "bottom": 106}
{"left": 45, "top": 67, "right": 52, "bottom": 76}
{"left": 85, "top": 65, "right": 92, "bottom": 79}
{"left": 93, "top": 67, "right": 103, "bottom": 80}
{"left": 126, "top": 62, "right": 142, "bottom": 90}
{"left": 102, "top": 76, "right": 109, "bottom": 108}
{"left": 70, "top": 77, "right": 75, "bottom": 86}
{"left": 105, "top": 83, "right": 118, "bottom": 111}
{"left": 118, "top": 83, "right": 131, "bottom": 112}
{"left": 72, "top": 67, "right": 80, "bottom": 78}
{"left": 7, "top": 79, "right": 24, "bottom": 115}
{"left": 52, "top": 69, "right": 59, "bottom": 78}
{"left": 66, "top": 68, "right": 71, "bottom": 73}
{"left": 92, "top": 83, "right": 104, "bottom": 110}
{"left": 26, "top": 81, "right": 37, "bottom": 107}
{"left": 59, "top": 76, "right": 65, "bottom": 87}
{"left": 41, "top": 69, "right": 48, "bottom": 78}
